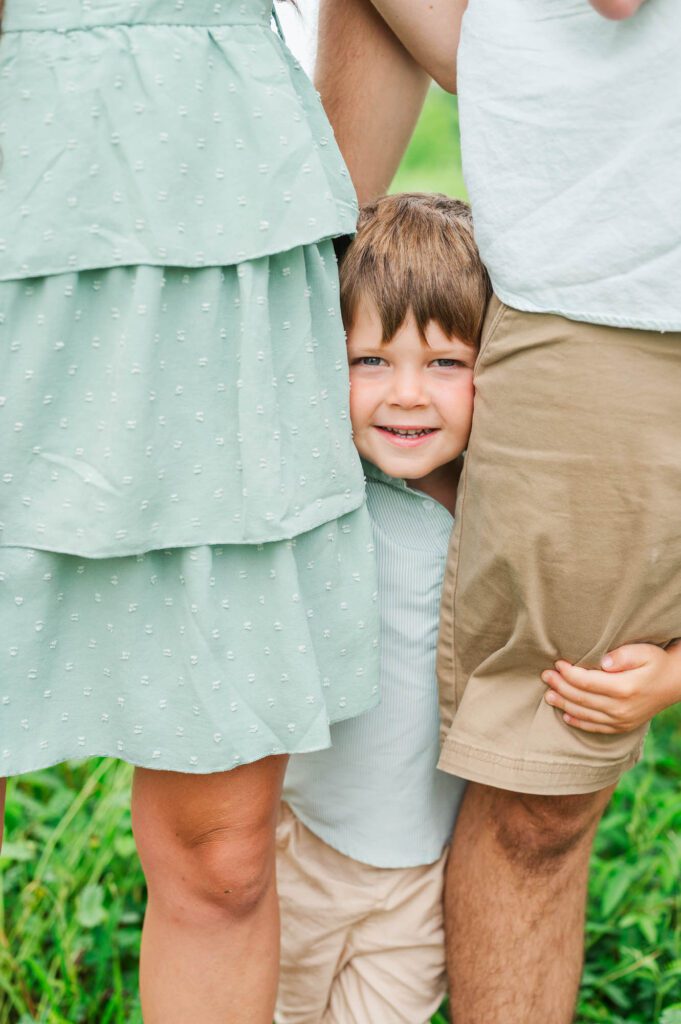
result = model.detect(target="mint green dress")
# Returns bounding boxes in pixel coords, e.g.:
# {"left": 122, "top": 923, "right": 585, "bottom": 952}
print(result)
{"left": 0, "top": 0, "right": 380, "bottom": 775}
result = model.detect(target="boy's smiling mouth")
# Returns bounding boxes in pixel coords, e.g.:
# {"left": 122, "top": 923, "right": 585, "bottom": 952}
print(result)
{"left": 374, "top": 425, "right": 439, "bottom": 447}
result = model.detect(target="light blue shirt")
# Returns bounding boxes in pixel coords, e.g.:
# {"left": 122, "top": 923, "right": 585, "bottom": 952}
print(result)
{"left": 284, "top": 462, "right": 466, "bottom": 869}
{"left": 459, "top": 0, "right": 681, "bottom": 331}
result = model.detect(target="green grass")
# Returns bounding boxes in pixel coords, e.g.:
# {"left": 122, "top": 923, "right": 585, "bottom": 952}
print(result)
{"left": 2, "top": 88, "right": 680, "bottom": 1023}
{"left": 1, "top": 761, "right": 144, "bottom": 1024}
{"left": 577, "top": 709, "right": 681, "bottom": 1022}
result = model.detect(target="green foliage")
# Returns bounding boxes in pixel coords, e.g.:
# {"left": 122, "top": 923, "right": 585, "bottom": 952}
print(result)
{"left": 391, "top": 87, "right": 467, "bottom": 200}
{"left": 575, "top": 709, "right": 681, "bottom": 1023}
{"left": 660, "top": 1009, "right": 681, "bottom": 1024}
{"left": 0, "top": 761, "right": 144, "bottom": 1023}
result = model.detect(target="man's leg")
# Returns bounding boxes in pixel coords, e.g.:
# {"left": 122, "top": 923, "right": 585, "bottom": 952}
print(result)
{"left": 437, "top": 305, "right": 679, "bottom": 1018}
{"left": 445, "top": 783, "right": 613, "bottom": 1024}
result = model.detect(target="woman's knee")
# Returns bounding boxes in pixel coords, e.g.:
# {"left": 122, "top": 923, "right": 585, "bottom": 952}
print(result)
{"left": 188, "top": 822, "right": 276, "bottom": 918}
{"left": 141, "top": 810, "right": 277, "bottom": 921}
{"left": 132, "top": 758, "right": 285, "bottom": 923}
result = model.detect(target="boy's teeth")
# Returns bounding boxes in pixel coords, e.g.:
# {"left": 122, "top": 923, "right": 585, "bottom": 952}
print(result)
{"left": 383, "top": 427, "right": 433, "bottom": 437}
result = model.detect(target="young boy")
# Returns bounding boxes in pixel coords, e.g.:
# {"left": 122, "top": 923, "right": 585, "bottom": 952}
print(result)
{"left": 275, "top": 192, "right": 491, "bottom": 1024}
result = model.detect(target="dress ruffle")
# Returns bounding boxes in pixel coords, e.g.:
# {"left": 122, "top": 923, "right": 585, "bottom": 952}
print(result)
{"left": 0, "top": 506, "right": 380, "bottom": 776}
{"left": 0, "top": 0, "right": 358, "bottom": 281}
{"left": 0, "top": 244, "right": 364, "bottom": 557}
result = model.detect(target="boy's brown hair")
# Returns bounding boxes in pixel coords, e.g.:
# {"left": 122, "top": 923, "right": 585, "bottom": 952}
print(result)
{"left": 339, "top": 193, "right": 491, "bottom": 347}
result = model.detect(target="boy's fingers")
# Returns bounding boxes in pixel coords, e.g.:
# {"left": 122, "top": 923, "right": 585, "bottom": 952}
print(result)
{"left": 553, "top": 660, "right": 615, "bottom": 692}
{"left": 543, "top": 687, "right": 613, "bottom": 724}
{"left": 601, "top": 644, "right": 654, "bottom": 672}
{"left": 542, "top": 671, "right": 613, "bottom": 712}
{"left": 561, "top": 714, "right": 617, "bottom": 735}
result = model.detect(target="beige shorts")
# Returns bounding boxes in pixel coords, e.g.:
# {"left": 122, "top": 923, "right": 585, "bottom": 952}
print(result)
{"left": 275, "top": 804, "right": 447, "bottom": 1024}
{"left": 438, "top": 297, "right": 681, "bottom": 795}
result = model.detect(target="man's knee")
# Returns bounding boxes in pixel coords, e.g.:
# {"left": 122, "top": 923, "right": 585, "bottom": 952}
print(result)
{"left": 486, "top": 785, "right": 612, "bottom": 872}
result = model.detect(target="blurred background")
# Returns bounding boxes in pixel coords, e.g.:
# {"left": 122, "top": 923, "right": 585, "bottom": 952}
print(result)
{"left": 1, "top": 7, "right": 680, "bottom": 1024}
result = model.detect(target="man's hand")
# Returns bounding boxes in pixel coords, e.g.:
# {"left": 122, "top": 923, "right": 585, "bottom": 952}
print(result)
{"left": 588, "top": 0, "right": 646, "bottom": 19}
{"left": 541, "top": 642, "right": 681, "bottom": 734}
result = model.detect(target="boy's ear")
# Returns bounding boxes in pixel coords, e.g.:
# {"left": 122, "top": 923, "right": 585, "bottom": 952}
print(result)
{"left": 332, "top": 234, "right": 354, "bottom": 264}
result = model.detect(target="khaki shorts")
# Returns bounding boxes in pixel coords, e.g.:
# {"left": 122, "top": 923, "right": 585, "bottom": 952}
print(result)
{"left": 438, "top": 297, "right": 681, "bottom": 795}
{"left": 275, "top": 804, "right": 447, "bottom": 1024}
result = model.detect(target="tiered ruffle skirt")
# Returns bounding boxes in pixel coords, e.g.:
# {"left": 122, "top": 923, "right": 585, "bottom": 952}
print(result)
{"left": 0, "top": 0, "right": 380, "bottom": 775}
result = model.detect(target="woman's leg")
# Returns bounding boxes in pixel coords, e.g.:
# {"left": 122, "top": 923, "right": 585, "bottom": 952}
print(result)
{"left": 132, "top": 754, "right": 288, "bottom": 1024}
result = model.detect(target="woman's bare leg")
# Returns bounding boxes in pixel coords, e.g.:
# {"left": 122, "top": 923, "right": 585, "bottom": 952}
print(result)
{"left": 132, "top": 754, "right": 288, "bottom": 1024}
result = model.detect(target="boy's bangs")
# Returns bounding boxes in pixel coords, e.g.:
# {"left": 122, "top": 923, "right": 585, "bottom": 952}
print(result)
{"left": 340, "top": 193, "right": 491, "bottom": 347}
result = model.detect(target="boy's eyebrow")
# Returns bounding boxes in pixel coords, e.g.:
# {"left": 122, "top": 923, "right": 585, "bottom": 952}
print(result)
{"left": 346, "top": 336, "right": 382, "bottom": 348}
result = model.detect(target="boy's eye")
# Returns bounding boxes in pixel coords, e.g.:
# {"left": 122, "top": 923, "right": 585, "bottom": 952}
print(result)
{"left": 355, "top": 356, "right": 385, "bottom": 367}
{"left": 431, "top": 358, "right": 465, "bottom": 368}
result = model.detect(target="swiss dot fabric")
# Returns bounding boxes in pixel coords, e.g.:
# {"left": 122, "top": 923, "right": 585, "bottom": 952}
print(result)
{"left": 0, "top": 249, "right": 364, "bottom": 556}
{"left": 0, "top": 0, "right": 380, "bottom": 775}
{"left": 0, "top": 515, "right": 379, "bottom": 776}
{"left": 0, "top": 0, "right": 358, "bottom": 280}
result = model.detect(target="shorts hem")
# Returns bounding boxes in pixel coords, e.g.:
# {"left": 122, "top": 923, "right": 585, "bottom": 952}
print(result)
{"left": 438, "top": 737, "right": 644, "bottom": 796}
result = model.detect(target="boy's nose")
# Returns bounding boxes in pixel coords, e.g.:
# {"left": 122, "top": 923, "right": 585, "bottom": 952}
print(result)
{"left": 389, "top": 370, "right": 427, "bottom": 407}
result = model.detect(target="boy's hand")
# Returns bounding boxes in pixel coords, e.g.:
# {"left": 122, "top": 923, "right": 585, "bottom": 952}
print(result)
{"left": 541, "top": 642, "right": 681, "bottom": 734}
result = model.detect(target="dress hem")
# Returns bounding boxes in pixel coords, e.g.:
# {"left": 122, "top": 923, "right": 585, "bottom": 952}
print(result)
{"left": 0, "top": 695, "right": 380, "bottom": 779}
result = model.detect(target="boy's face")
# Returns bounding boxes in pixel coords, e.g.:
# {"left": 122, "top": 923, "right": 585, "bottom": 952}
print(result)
{"left": 347, "top": 297, "right": 476, "bottom": 481}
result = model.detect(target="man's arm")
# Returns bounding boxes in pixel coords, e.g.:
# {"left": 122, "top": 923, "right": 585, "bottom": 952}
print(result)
{"left": 369, "top": 0, "right": 465, "bottom": 93}
{"left": 588, "top": 0, "right": 646, "bottom": 17}
{"left": 316, "top": 0, "right": 432, "bottom": 204}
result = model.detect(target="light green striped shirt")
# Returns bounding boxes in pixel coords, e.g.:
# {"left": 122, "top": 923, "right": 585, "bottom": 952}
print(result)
{"left": 284, "top": 461, "right": 466, "bottom": 868}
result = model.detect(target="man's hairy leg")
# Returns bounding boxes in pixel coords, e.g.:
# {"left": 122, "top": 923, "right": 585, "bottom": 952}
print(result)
{"left": 445, "top": 782, "right": 614, "bottom": 1023}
